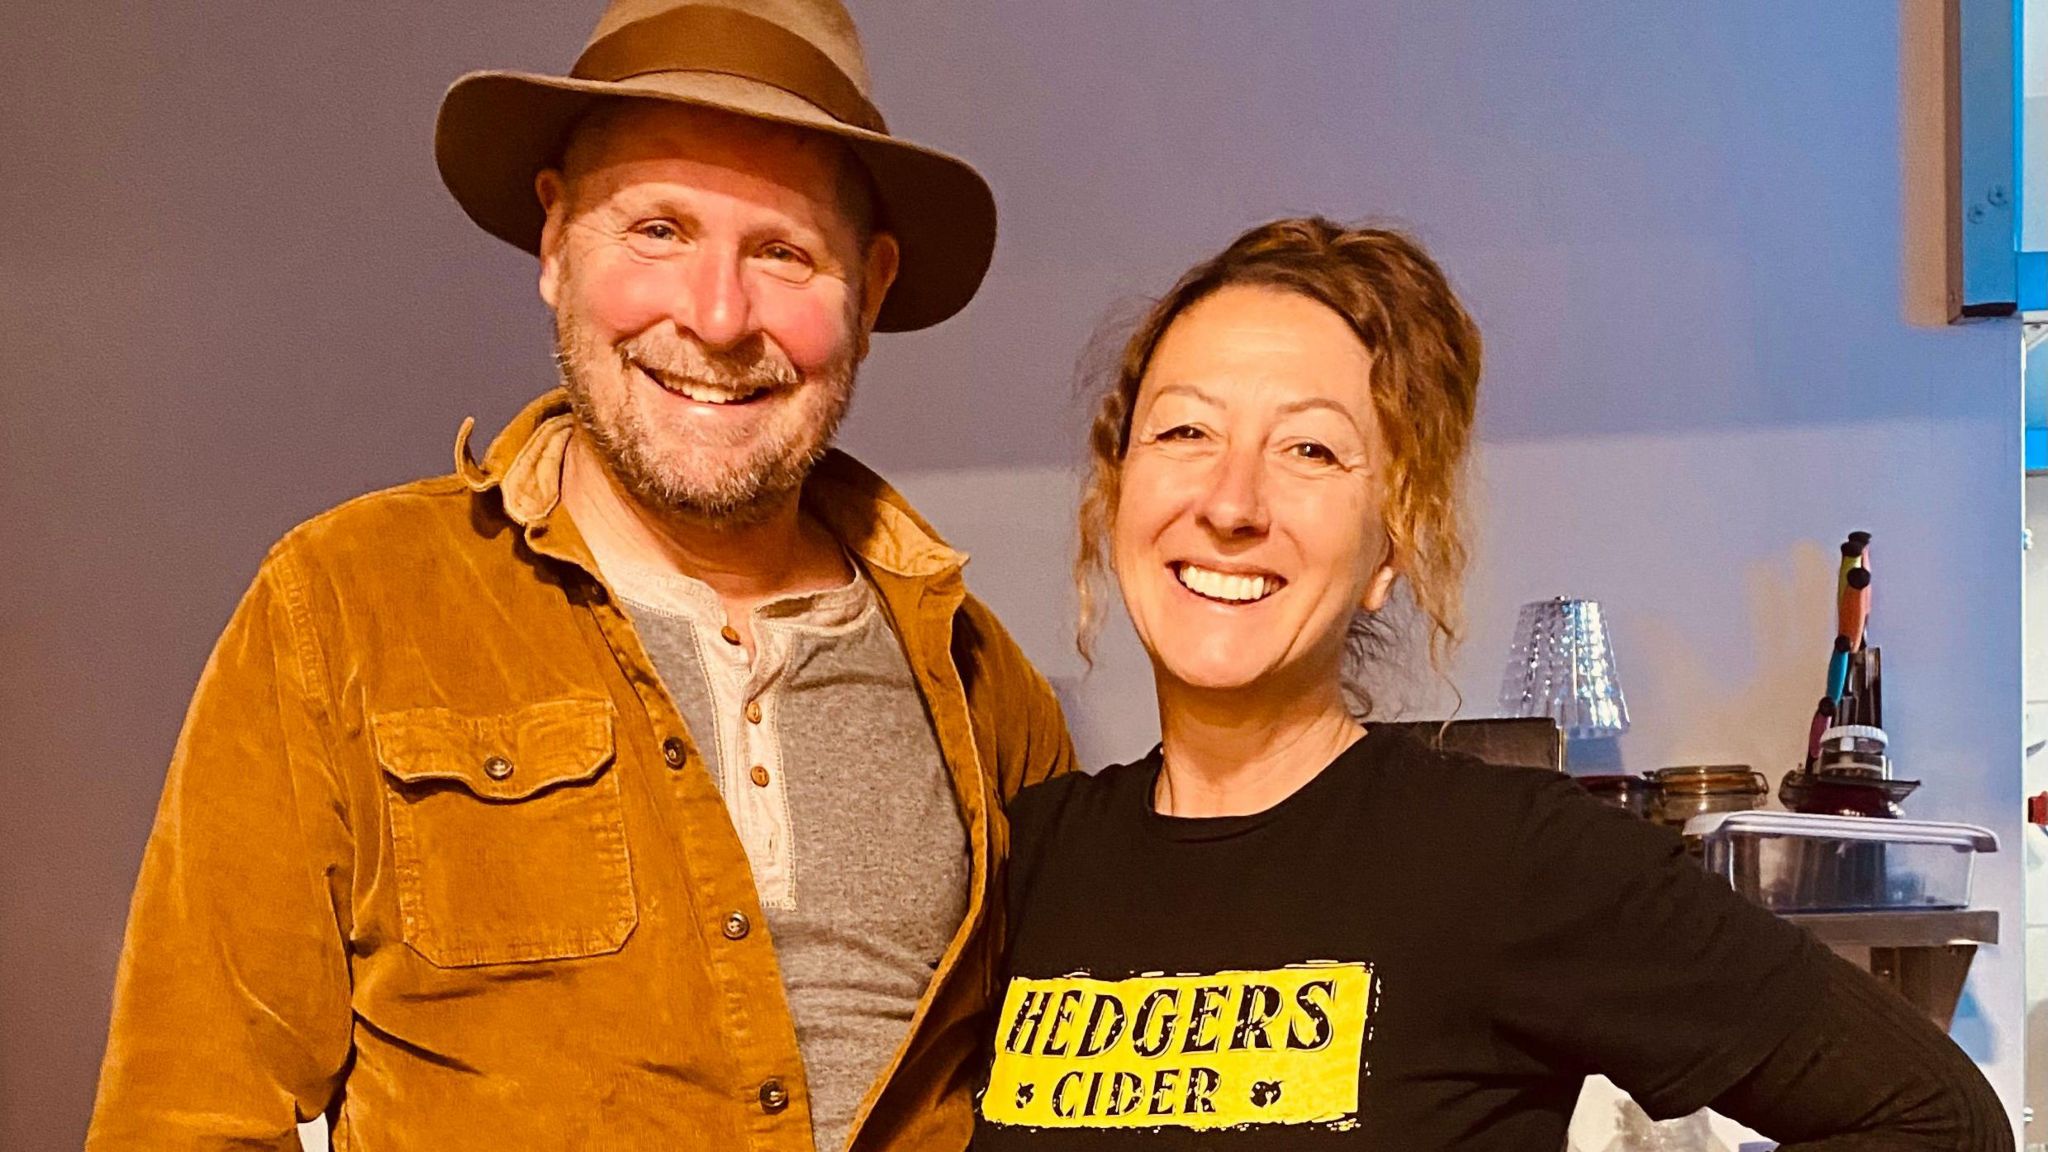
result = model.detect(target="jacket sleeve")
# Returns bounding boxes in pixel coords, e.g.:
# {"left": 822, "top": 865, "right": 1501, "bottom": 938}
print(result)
{"left": 1707, "top": 944, "right": 2012, "bottom": 1151}
{"left": 86, "top": 547, "right": 355, "bottom": 1149}
{"left": 956, "top": 595, "right": 1077, "bottom": 801}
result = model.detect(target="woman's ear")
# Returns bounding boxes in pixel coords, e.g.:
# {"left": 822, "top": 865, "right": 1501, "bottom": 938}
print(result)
{"left": 1361, "top": 561, "right": 1398, "bottom": 613}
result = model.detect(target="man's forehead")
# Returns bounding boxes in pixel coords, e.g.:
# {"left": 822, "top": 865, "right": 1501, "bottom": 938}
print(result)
{"left": 563, "top": 100, "right": 848, "bottom": 197}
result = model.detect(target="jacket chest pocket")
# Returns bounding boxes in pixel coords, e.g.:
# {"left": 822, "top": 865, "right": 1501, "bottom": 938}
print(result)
{"left": 371, "top": 699, "right": 638, "bottom": 968}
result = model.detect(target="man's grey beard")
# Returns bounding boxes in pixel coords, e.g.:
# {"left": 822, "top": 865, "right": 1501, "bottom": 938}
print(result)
{"left": 555, "top": 317, "right": 856, "bottom": 529}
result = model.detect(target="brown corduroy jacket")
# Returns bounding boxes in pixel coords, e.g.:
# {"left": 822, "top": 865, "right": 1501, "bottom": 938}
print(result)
{"left": 87, "top": 390, "right": 1076, "bottom": 1151}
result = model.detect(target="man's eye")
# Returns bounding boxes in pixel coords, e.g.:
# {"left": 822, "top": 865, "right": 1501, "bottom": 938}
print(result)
{"left": 633, "top": 220, "right": 682, "bottom": 243}
{"left": 756, "top": 242, "right": 815, "bottom": 282}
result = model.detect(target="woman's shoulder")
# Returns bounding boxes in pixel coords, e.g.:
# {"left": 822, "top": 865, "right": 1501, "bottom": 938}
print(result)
{"left": 1007, "top": 753, "right": 1157, "bottom": 841}
{"left": 1372, "top": 726, "right": 1692, "bottom": 874}
{"left": 1363, "top": 724, "right": 1578, "bottom": 807}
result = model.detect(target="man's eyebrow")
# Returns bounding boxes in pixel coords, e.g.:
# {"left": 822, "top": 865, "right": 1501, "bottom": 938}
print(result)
{"left": 601, "top": 191, "right": 702, "bottom": 222}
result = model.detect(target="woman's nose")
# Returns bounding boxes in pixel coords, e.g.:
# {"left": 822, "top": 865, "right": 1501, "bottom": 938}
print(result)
{"left": 1195, "top": 447, "right": 1270, "bottom": 538}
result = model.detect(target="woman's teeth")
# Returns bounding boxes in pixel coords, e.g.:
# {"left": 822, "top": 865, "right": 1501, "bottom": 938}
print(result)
{"left": 1175, "top": 564, "right": 1276, "bottom": 603}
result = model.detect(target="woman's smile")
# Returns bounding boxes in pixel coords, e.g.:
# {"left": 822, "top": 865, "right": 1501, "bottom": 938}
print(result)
{"left": 1170, "top": 561, "right": 1287, "bottom": 605}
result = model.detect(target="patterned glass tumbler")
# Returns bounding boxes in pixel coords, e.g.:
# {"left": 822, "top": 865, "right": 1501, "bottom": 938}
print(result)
{"left": 1499, "top": 597, "right": 1630, "bottom": 740}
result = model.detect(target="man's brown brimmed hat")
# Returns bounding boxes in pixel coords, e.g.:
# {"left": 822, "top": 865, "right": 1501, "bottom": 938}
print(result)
{"left": 435, "top": 0, "right": 996, "bottom": 332}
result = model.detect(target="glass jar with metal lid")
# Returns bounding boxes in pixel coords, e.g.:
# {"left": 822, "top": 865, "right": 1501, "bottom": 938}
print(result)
{"left": 1646, "top": 765, "right": 1768, "bottom": 828}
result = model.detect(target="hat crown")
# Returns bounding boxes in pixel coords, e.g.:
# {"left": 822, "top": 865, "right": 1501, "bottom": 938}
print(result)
{"left": 581, "top": 0, "right": 872, "bottom": 96}
{"left": 434, "top": 0, "right": 996, "bottom": 330}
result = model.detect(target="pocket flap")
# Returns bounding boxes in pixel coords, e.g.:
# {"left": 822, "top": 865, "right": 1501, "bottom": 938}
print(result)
{"left": 371, "top": 699, "right": 616, "bottom": 801}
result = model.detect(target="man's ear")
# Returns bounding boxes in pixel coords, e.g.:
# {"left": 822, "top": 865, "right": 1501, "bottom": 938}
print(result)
{"left": 1361, "top": 561, "right": 1399, "bottom": 614}
{"left": 536, "top": 168, "right": 570, "bottom": 309}
{"left": 856, "top": 231, "right": 901, "bottom": 338}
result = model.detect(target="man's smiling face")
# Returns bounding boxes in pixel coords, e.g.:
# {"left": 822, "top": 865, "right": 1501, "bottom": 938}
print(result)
{"left": 537, "top": 100, "right": 897, "bottom": 525}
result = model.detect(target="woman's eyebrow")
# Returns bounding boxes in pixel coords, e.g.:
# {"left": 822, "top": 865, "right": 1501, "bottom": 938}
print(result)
{"left": 1275, "top": 396, "right": 1355, "bottom": 419}
{"left": 1149, "top": 382, "right": 1222, "bottom": 406}
{"left": 1275, "top": 395, "right": 1370, "bottom": 438}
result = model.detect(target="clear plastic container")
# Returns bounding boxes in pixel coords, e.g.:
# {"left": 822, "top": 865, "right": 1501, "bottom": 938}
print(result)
{"left": 1682, "top": 811, "right": 1997, "bottom": 912}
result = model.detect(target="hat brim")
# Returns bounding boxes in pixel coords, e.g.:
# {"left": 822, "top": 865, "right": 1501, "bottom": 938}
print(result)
{"left": 435, "top": 69, "right": 997, "bottom": 333}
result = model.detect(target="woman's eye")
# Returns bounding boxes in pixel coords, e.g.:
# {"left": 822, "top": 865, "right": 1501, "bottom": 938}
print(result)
{"left": 1157, "top": 425, "right": 1206, "bottom": 442}
{"left": 1288, "top": 441, "right": 1337, "bottom": 464}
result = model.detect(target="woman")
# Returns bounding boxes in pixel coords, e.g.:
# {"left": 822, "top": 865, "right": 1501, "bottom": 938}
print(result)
{"left": 974, "top": 218, "right": 2008, "bottom": 1150}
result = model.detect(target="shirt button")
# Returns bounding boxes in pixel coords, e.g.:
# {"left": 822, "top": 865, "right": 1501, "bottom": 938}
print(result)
{"left": 723, "top": 911, "right": 751, "bottom": 940}
{"left": 749, "top": 764, "right": 771, "bottom": 788}
{"left": 719, "top": 624, "right": 743, "bottom": 646}
{"left": 745, "top": 699, "right": 763, "bottom": 724}
{"left": 758, "top": 1078, "right": 789, "bottom": 1113}
{"left": 661, "top": 737, "right": 687, "bottom": 769}
{"left": 483, "top": 755, "right": 514, "bottom": 780}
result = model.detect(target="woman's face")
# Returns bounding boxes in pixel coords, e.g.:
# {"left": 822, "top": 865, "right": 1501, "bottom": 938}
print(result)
{"left": 1113, "top": 285, "right": 1397, "bottom": 700}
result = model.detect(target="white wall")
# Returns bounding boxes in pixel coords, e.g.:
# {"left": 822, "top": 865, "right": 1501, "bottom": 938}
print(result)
{"left": 2025, "top": 463, "right": 2048, "bottom": 1131}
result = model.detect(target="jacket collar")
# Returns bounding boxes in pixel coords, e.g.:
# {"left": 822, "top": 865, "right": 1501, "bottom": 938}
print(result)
{"left": 455, "top": 388, "right": 968, "bottom": 581}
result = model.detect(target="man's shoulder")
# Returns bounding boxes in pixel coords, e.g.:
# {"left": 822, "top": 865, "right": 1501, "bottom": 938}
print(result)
{"left": 262, "top": 472, "right": 511, "bottom": 584}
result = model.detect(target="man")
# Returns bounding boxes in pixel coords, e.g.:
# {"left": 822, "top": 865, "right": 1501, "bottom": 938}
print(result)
{"left": 86, "top": 2, "right": 1073, "bottom": 1149}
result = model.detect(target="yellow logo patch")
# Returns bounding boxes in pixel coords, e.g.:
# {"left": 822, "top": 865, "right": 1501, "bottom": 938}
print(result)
{"left": 980, "top": 963, "right": 1374, "bottom": 1131}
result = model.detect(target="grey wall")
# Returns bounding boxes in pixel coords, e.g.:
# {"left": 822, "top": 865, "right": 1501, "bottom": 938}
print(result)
{"left": 1, "top": 2, "right": 2026, "bottom": 1147}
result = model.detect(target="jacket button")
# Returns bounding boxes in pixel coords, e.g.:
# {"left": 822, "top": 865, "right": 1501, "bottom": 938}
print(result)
{"left": 483, "top": 755, "right": 514, "bottom": 780}
{"left": 758, "top": 1078, "right": 789, "bottom": 1113}
{"left": 662, "top": 737, "right": 686, "bottom": 768}
{"left": 723, "top": 912, "right": 751, "bottom": 940}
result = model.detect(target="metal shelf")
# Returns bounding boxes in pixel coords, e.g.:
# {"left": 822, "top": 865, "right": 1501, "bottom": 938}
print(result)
{"left": 1780, "top": 908, "right": 1997, "bottom": 1029}
{"left": 1781, "top": 908, "right": 1999, "bottom": 948}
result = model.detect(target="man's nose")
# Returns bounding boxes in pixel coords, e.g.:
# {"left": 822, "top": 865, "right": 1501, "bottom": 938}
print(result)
{"left": 671, "top": 249, "right": 757, "bottom": 352}
{"left": 1195, "top": 445, "right": 1270, "bottom": 538}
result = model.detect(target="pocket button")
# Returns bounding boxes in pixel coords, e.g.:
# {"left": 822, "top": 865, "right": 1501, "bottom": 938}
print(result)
{"left": 483, "top": 755, "right": 514, "bottom": 780}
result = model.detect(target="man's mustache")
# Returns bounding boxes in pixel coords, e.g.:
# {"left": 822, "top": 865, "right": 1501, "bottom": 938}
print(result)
{"left": 619, "top": 333, "right": 800, "bottom": 392}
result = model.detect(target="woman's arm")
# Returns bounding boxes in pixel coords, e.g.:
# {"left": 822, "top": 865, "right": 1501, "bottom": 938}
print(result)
{"left": 1708, "top": 945, "right": 2010, "bottom": 1151}
{"left": 1482, "top": 770, "right": 2010, "bottom": 1147}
